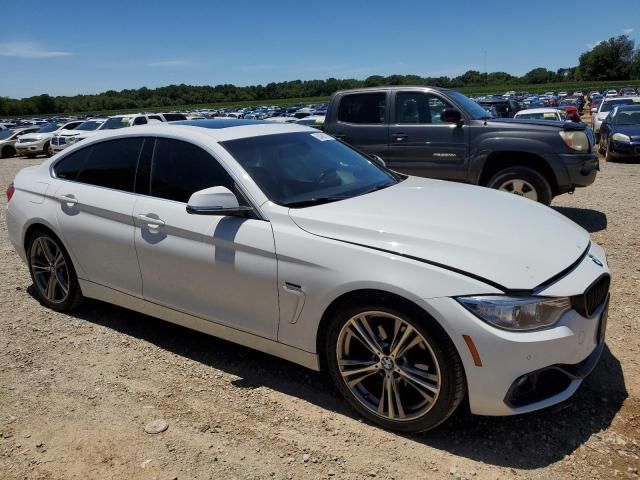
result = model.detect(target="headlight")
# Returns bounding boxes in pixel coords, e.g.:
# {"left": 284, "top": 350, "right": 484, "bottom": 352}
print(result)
{"left": 457, "top": 296, "right": 571, "bottom": 331}
{"left": 68, "top": 136, "right": 77, "bottom": 143}
{"left": 559, "top": 131, "right": 589, "bottom": 152}
{"left": 612, "top": 133, "right": 631, "bottom": 143}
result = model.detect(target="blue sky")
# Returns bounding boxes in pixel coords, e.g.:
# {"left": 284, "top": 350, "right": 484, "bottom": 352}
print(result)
{"left": 1, "top": 0, "right": 638, "bottom": 98}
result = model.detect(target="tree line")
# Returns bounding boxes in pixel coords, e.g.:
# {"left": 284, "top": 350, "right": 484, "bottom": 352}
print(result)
{"left": 2, "top": 35, "right": 639, "bottom": 117}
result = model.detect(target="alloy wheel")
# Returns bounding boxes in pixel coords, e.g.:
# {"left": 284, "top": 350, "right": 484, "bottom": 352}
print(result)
{"left": 498, "top": 179, "right": 538, "bottom": 201}
{"left": 336, "top": 311, "right": 441, "bottom": 422}
{"left": 30, "top": 236, "right": 70, "bottom": 303}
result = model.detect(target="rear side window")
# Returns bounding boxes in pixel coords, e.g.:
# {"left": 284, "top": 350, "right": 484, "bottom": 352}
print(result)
{"left": 150, "top": 138, "right": 236, "bottom": 203}
{"left": 338, "top": 93, "right": 386, "bottom": 124}
{"left": 133, "top": 116, "right": 148, "bottom": 125}
{"left": 162, "top": 113, "right": 187, "bottom": 121}
{"left": 54, "top": 147, "right": 92, "bottom": 181}
{"left": 54, "top": 138, "right": 144, "bottom": 192}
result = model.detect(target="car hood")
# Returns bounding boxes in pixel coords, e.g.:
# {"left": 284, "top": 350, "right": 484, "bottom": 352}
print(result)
{"left": 288, "top": 177, "right": 590, "bottom": 291}
{"left": 612, "top": 124, "right": 640, "bottom": 141}
{"left": 18, "top": 133, "right": 47, "bottom": 141}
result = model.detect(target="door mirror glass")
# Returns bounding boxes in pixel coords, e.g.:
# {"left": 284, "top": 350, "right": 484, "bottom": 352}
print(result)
{"left": 186, "top": 186, "right": 253, "bottom": 217}
{"left": 441, "top": 108, "right": 462, "bottom": 124}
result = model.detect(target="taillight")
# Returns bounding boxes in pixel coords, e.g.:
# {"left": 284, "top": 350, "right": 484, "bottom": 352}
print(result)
{"left": 6, "top": 182, "right": 15, "bottom": 202}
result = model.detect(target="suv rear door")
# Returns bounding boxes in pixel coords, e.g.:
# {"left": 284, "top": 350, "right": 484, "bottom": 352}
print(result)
{"left": 329, "top": 91, "right": 389, "bottom": 158}
{"left": 387, "top": 90, "right": 469, "bottom": 181}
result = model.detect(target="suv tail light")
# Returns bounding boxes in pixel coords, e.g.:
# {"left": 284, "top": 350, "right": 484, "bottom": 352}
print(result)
{"left": 6, "top": 182, "right": 15, "bottom": 202}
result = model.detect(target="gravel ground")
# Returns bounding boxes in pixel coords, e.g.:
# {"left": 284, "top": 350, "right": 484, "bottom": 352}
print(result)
{"left": 1, "top": 146, "right": 639, "bottom": 479}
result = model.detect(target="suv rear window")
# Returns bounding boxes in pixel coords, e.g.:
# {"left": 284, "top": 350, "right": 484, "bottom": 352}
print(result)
{"left": 338, "top": 93, "right": 386, "bottom": 124}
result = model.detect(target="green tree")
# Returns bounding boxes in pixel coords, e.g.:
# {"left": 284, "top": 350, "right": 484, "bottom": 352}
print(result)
{"left": 578, "top": 35, "right": 635, "bottom": 81}
{"left": 521, "top": 68, "right": 556, "bottom": 84}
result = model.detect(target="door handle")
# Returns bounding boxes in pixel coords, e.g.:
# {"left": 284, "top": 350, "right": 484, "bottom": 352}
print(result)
{"left": 58, "top": 194, "right": 78, "bottom": 206}
{"left": 392, "top": 133, "right": 408, "bottom": 141}
{"left": 138, "top": 214, "right": 165, "bottom": 228}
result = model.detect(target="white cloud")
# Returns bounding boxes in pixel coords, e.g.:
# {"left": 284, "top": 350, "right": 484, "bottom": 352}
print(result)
{"left": 623, "top": 28, "right": 634, "bottom": 35}
{"left": 0, "top": 41, "right": 72, "bottom": 58}
{"left": 587, "top": 40, "right": 603, "bottom": 49}
{"left": 145, "top": 59, "right": 192, "bottom": 67}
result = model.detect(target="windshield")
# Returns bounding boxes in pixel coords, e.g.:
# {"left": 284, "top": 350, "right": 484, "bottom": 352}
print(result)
{"left": 101, "top": 117, "right": 130, "bottom": 130}
{"left": 516, "top": 112, "right": 559, "bottom": 120}
{"left": 602, "top": 99, "right": 635, "bottom": 112}
{"left": 75, "top": 120, "right": 104, "bottom": 131}
{"left": 221, "top": 132, "right": 400, "bottom": 207}
{"left": 613, "top": 109, "right": 640, "bottom": 125}
{"left": 449, "top": 91, "right": 492, "bottom": 119}
{"left": 37, "top": 123, "right": 59, "bottom": 133}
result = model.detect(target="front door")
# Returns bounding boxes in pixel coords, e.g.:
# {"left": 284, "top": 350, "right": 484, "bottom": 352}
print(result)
{"left": 387, "top": 91, "right": 468, "bottom": 181}
{"left": 132, "top": 137, "right": 279, "bottom": 339}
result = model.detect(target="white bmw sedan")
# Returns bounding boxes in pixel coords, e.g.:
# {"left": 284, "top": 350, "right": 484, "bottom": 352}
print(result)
{"left": 6, "top": 119, "right": 610, "bottom": 433}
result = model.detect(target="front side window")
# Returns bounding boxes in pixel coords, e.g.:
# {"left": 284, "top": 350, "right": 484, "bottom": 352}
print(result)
{"left": 338, "top": 93, "right": 386, "bottom": 124}
{"left": 53, "top": 138, "right": 144, "bottom": 192}
{"left": 395, "top": 92, "right": 452, "bottom": 124}
{"left": 37, "top": 123, "right": 60, "bottom": 133}
{"left": 150, "top": 138, "right": 236, "bottom": 203}
{"left": 221, "top": 132, "right": 399, "bottom": 207}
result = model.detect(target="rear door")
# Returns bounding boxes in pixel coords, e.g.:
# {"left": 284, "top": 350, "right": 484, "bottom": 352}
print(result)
{"left": 132, "top": 137, "right": 279, "bottom": 339}
{"left": 52, "top": 137, "right": 148, "bottom": 295}
{"left": 328, "top": 92, "right": 389, "bottom": 158}
{"left": 387, "top": 91, "right": 469, "bottom": 180}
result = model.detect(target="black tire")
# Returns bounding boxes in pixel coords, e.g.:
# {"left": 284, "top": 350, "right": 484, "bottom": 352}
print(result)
{"left": 486, "top": 166, "right": 553, "bottom": 205}
{"left": 43, "top": 141, "right": 52, "bottom": 157}
{"left": 26, "top": 230, "right": 83, "bottom": 312}
{"left": 325, "top": 301, "right": 466, "bottom": 433}
{"left": 598, "top": 137, "right": 606, "bottom": 155}
{"left": 1, "top": 145, "right": 15, "bottom": 158}
{"left": 605, "top": 139, "right": 615, "bottom": 162}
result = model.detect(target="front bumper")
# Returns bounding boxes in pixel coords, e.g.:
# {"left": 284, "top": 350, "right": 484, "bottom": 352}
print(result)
{"left": 420, "top": 243, "right": 610, "bottom": 416}
{"left": 609, "top": 140, "right": 640, "bottom": 160}
{"left": 558, "top": 151, "right": 599, "bottom": 190}
{"left": 15, "top": 139, "right": 46, "bottom": 154}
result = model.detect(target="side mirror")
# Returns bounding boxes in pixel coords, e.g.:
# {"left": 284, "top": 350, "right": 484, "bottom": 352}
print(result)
{"left": 441, "top": 108, "right": 463, "bottom": 125}
{"left": 369, "top": 154, "right": 386, "bottom": 167}
{"left": 186, "top": 186, "right": 253, "bottom": 217}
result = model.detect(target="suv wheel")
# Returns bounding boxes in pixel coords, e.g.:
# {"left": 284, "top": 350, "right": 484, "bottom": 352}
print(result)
{"left": 44, "top": 141, "right": 52, "bottom": 157}
{"left": 487, "top": 166, "right": 553, "bottom": 205}
{"left": 325, "top": 303, "right": 466, "bottom": 433}
{"left": 27, "top": 232, "right": 83, "bottom": 311}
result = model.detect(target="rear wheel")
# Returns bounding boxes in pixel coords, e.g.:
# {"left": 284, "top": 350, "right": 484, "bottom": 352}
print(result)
{"left": 27, "top": 231, "right": 82, "bottom": 311}
{"left": 486, "top": 166, "right": 553, "bottom": 205}
{"left": 325, "top": 302, "right": 465, "bottom": 433}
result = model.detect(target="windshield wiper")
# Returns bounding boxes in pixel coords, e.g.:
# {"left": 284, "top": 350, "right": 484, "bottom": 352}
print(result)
{"left": 282, "top": 196, "right": 349, "bottom": 208}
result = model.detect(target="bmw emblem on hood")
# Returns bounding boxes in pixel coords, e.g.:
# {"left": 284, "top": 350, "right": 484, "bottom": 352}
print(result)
{"left": 589, "top": 254, "right": 603, "bottom": 267}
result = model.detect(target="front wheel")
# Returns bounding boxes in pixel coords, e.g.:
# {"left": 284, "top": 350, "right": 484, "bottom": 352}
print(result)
{"left": 486, "top": 166, "right": 553, "bottom": 205}
{"left": 325, "top": 303, "right": 466, "bottom": 433}
{"left": 44, "top": 141, "right": 52, "bottom": 157}
{"left": 1, "top": 145, "right": 15, "bottom": 158}
{"left": 27, "top": 231, "right": 83, "bottom": 311}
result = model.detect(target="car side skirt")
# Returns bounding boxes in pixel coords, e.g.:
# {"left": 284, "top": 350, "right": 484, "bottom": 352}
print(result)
{"left": 79, "top": 279, "right": 321, "bottom": 371}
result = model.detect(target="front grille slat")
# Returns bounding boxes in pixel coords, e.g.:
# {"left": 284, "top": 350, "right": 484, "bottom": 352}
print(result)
{"left": 572, "top": 274, "right": 610, "bottom": 317}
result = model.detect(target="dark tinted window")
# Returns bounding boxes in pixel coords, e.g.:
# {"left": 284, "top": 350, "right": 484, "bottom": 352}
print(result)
{"left": 338, "top": 93, "right": 386, "bottom": 124}
{"left": 76, "top": 138, "right": 144, "bottom": 192}
{"left": 162, "top": 113, "right": 187, "bottom": 121}
{"left": 53, "top": 146, "right": 93, "bottom": 181}
{"left": 133, "top": 116, "right": 148, "bottom": 125}
{"left": 148, "top": 115, "right": 162, "bottom": 121}
{"left": 150, "top": 138, "right": 236, "bottom": 203}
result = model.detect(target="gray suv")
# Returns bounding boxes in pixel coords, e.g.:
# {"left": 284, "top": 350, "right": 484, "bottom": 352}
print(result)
{"left": 324, "top": 87, "right": 599, "bottom": 204}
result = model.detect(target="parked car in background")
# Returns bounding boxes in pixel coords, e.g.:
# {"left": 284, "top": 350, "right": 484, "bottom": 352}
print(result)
{"left": 6, "top": 120, "right": 610, "bottom": 433}
{"left": 620, "top": 88, "right": 638, "bottom": 97}
{"left": 476, "top": 97, "right": 520, "bottom": 118}
{"left": 324, "top": 86, "right": 598, "bottom": 205}
{"left": 155, "top": 112, "right": 188, "bottom": 122}
{"left": 15, "top": 120, "right": 84, "bottom": 157}
{"left": 605, "top": 90, "right": 618, "bottom": 97}
{"left": 0, "top": 127, "right": 40, "bottom": 158}
{"left": 51, "top": 118, "right": 107, "bottom": 153}
{"left": 514, "top": 108, "right": 567, "bottom": 121}
{"left": 593, "top": 97, "right": 640, "bottom": 142}
{"left": 598, "top": 104, "right": 640, "bottom": 161}
{"left": 295, "top": 115, "right": 325, "bottom": 129}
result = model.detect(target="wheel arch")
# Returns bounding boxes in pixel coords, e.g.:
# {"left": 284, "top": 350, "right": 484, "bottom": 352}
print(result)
{"left": 478, "top": 151, "right": 559, "bottom": 195}
{"left": 315, "top": 288, "right": 463, "bottom": 373}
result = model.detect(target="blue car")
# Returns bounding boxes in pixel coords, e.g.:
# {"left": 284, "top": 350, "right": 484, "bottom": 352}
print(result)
{"left": 598, "top": 104, "right": 640, "bottom": 161}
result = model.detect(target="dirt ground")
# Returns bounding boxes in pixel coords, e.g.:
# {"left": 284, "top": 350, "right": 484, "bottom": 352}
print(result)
{"left": 1, "top": 126, "right": 639, "bottom": 479}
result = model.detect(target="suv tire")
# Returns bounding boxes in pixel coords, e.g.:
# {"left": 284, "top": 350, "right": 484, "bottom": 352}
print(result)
{"left": 487, "top": 166, "right": 553, "bottom": 205}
